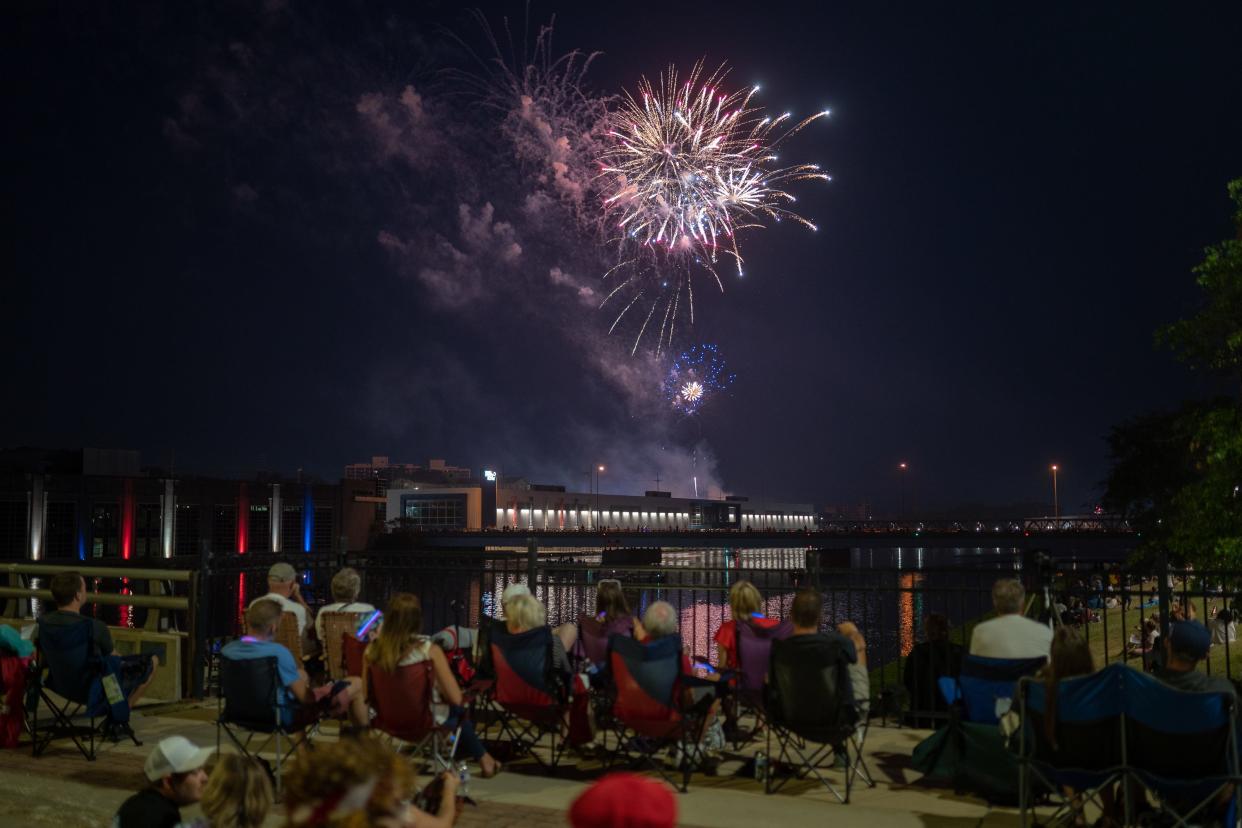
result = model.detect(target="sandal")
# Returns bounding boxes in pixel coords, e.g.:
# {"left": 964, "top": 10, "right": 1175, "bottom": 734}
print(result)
{"left": 480, "top": 758, "right": 503, "bottom": 779}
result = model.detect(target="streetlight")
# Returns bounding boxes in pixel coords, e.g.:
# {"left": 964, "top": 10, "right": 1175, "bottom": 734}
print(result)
{"left": 898, "top": 462, "right": 909, "bottom": 521}
{"left": 594, "top": 464, "right": 605, "bottom": 529}
{"left": 1050, "top": 464, "right": 1060, "bottom": 521}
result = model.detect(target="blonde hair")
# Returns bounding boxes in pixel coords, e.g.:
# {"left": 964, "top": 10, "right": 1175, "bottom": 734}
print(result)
{"left": 282, "top": 734, "right": 414, "bottom": 827}
{"left": 201, "top": 754, "right": 272, "bottom": 828}
{"left": 365, "top": 593, "right": 423, "bottom": 673}
{"left": 729, "top": 580, "right": 763, "bottom": 622}
{"left": 505, "top": 593, "right": 546, "bottom": 631}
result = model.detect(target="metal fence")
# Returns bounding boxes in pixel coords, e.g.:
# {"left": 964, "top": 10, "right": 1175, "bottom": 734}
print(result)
{"left": 175, "top": 546, "right": 1242, "bottom": 709}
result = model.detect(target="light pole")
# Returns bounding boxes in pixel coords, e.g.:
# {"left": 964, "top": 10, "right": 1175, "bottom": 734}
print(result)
{"left": 898, "top": 462, "right": 909, "bottom": 521}
{"left": 1051, "top": 464, "right": 1060, "bottom": 521}
{"left": 594, "top": 464, "right": 605, "bottom": 529}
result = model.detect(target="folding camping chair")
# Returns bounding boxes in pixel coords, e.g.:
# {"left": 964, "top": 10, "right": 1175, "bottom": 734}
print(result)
{"left": 606, "top": 634, "right": 718, "bottom": 793}
{"left": 732, "top": 618, "right": 793, "bottom": 745}
{"left": 28, "top": 618, "right": 141, "bottom": 760}
{"left": 488, "top": 626, "right": 570, "bottom": 771}
{"left": 216, "top": 655, "right": 310, "bottom": 798}
{"left": 940, "top": 654, "right": 1047, "bottom": 725}
{"left": 274, "top": 613, "right": 304, "bottom": 662}
{"left": 574, "top": 614, "right": 634, "bottom": 668}
{"left": 573, "top": 614, "right": 634, "bottom": 747}
{"left": 320, "top": 611, "right": 366, "bottom": 681}
{"left": 367, "top": 660, "right": 461, "bottom": 772}
{"left": 1017, "top": 663, "right": 1242, "bottom": 828}
{"left": 765, "top": 633, "right": 871, "bottom": 803}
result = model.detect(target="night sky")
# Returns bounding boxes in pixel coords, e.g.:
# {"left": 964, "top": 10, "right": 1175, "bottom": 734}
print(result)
{"left": 7, "top": 1, "right": 1241, "bottom": 515}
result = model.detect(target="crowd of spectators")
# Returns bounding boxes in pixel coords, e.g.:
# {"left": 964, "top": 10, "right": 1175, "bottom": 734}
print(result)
{"left": 22, "top": 563, "right": 1222, "bottom": 826}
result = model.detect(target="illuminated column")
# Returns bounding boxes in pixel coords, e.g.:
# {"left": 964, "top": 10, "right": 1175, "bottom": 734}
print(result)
{"left": 270, "top": 484, "right": 282, "bottom": 552}
{"left": 303, "top": 487, "right": 314, "bottom": 553}
{"left": 121, "top": 479, "right": 135, "bottom": 560}
{"left": 28, "top": 475, "right": 46, "bottom": 561}
{"left": 160, "top": 479, "right": 175, "bottom": 559}
{"left": 236, "top": 482, "right": 249, "bottom": 555}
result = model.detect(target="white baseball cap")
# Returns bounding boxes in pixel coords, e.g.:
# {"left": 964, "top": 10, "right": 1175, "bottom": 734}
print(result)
{"left": 144, "top": 736, "right": 214, "bottom": 781}
{"left": 501, "top": 582, "right": 531, "bottom": 604}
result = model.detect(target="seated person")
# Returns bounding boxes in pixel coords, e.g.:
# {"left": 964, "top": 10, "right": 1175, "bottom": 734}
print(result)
{"left": 249, "top": 562, "right": 315, "bottom": 656}
{"left": 365, "top": 592, "right": 501, "bottom": 778}
{"left": 504, "top": 594, "right": 573, "bottom": 678}
{"left": 114, "top": 735, "right": 212, "bottom": 828}
{"left": 902, "top": 612, "right": 962, "bottom": 726}
{"left": 712, "top": 580, "right": 779, "bottom": 670}
{"left": 314, "top": 567, "right": 376, "bottom": 644}
{"left": 639, "top": 601, "right": 723, "bottom": 754}
{"left": 969, "top": 579, "right": 1053, "bottom": 660}
{"left": 1154, "top": 620, "right": 1236, "bottom": 697}
{"left": 785, "top": 589, "right": 864, "bottom": 761}
{"left": 574, "top": 579, "right": 636, "bottom": 666}
{"left": 221, "top": 599, "right": 368, "bottom": 729}
{"left": 36, "top": 570, "right": 159, "bottom": 708}
{"left": 282, "top": 733, "right": 460, "bottom": 828}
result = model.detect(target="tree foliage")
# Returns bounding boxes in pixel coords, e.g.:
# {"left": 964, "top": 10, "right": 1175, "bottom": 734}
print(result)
{"left": 1104, "top": 178, "right": 1242, "bottom": 567}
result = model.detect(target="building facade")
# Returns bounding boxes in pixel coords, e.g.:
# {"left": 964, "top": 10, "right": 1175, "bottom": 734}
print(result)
{"left": 0, "top": 449, "right": 378, "bottom": 561}
{"left": 387, "top": 481, "right": 816, "bottom": 532}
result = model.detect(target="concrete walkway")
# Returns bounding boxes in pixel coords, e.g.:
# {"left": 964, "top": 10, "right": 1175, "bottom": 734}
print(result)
{"left": 0, "top": 703, "right": 1027, "bottom": 828}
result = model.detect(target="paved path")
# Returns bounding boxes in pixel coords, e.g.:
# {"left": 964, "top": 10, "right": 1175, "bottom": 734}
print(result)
{"left": 0, "top": 703, "right": 1026, "bottom": 828}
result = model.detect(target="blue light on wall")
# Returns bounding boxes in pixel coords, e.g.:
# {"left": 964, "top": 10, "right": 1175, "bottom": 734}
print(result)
{"left": 303, "top": 487, "right": 314, "bottom": 553}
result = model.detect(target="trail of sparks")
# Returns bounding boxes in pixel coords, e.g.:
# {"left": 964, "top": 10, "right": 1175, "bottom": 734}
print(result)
{"left": 599, "top": 61, "right": 830, "bottom": 353}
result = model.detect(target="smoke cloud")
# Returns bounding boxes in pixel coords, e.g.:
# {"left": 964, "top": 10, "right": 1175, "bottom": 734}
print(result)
{"left": 157, "top": 4, "right": 726, "bottom": 497}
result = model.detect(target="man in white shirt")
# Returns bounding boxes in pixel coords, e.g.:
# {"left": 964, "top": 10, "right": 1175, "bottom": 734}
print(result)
{"left": 250, "top": 562, "right": 312, "bottom": 646}
{"left": 968, "top": 578, "right": 1053, "bottom": 660}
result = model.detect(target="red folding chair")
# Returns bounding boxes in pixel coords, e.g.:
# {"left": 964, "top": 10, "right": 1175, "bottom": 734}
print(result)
{"left": 367, "top": 661, "right": 459, "bottom": 771}
{"left": 489, "top": 627, "right": 569, "bottom": 772}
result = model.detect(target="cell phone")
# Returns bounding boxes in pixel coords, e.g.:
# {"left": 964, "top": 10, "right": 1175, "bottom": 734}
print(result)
{"left": 693, "top": 660, "right": 716, "bottom": 674}
{"left": 356, "top": 610, "right": 382, "bottom": 640}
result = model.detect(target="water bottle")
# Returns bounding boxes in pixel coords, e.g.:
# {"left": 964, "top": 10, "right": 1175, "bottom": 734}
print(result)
{"left": 754, "top": 751, "right": 768, "bottom": 782}
{"left": 456, "top": 761, "right": 471, "bottom": 797}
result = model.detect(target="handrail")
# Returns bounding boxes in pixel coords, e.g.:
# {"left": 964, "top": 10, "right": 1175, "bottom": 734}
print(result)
{"left": 0, "top": 587, "right": 188, "bottom": 610}
{"left": 1, "top": 562, "right": 192, "bottom": 581}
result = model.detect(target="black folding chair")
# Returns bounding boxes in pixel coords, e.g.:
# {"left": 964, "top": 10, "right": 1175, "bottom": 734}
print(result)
{"left": 216, "top": 656, "right": 310, "bottom": 797}
{"left": 29, "top": 618, "right": 140, "bottom": 760}
{"left": 765, "top": 635, "right": 872, "bottom": 803}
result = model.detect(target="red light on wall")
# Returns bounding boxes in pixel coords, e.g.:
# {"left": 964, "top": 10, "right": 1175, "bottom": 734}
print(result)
{"left": 237, "top": 483, "right": 248, "bottom": 555}
{"left": 121, "top": 480, "right": 134, "bottom": 561}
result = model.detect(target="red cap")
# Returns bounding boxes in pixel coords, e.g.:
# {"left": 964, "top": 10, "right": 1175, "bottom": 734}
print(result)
{"left": 569, "top": 773, "right": 677, "bottom": 828}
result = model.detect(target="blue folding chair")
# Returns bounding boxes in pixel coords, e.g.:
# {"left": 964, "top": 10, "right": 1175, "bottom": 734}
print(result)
{"left": 939, "top": 654, "right": 1046, "bottom": 724}
{"left": 1017, "top": 663, "right": 1241, "bottom": 828}
{"left": 29, "top": 618, "right": 141, "bottom": 760}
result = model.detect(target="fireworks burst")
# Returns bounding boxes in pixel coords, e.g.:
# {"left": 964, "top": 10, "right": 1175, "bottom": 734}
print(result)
{"left": 664, "top": 343, "right": 735, "bottom": 415}
{"left": 600, "top": 61, "right": 831, "bottom": 354}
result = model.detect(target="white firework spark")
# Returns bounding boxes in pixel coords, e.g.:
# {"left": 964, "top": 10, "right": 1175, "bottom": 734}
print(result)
{"left": 599, "top": 60, "right": 831, "bottom": 353}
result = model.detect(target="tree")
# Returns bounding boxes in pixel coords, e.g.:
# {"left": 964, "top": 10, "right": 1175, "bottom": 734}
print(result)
{"left": 1104, "top": 179, "right": 1242, "bottom": 567}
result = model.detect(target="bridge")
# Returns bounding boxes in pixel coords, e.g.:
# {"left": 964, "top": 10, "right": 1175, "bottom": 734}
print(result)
{"left": 387, "top": 516, "right": 1138, "bottom": 556}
